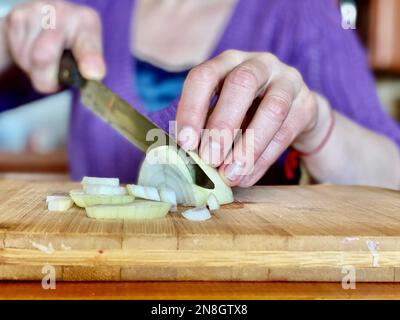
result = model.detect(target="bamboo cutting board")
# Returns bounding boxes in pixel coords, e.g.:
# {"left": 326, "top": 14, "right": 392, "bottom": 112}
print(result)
{"left": 0, "top": 179, "right": 400, "bottom": 282}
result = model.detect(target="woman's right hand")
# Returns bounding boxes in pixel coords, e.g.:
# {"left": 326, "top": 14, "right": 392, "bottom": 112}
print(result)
{"left": 3, "top": 0, "right": 105, "bottom": 93}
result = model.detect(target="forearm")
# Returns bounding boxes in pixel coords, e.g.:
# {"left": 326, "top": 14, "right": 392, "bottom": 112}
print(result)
{"left": 294, "top": 94, "right": 400, "bottom": 190}
{"left": 0, "top": 17, "right": 12, "bottom": 74}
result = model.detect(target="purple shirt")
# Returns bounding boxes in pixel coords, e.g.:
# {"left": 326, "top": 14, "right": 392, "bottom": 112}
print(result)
{"left": 3, "top": 0, "right": 400, "bottom": 183}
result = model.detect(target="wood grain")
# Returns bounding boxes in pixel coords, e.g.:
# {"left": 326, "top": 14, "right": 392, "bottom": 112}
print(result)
{"left": 0, "top": 179, "right": 399, "bottom": 281}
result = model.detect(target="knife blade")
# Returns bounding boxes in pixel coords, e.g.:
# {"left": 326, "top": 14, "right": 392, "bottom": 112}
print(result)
{"left": 58, "top": 50, "right": 171, "bottom": 153}
{"left": 58, "top": 50, "right": 214, "bottom": 189}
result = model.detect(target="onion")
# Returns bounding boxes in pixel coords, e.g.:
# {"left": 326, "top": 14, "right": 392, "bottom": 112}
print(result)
{"left": 181, "top": 206, "right": 211, "bottom": 221}
{"left": 206, "top": 193, "right": 220, "bottom": 211}
{"left": 85, "top": 200, "right": 171, "bottom": 220}
{"left": 81, "top": 176, "right": 119, "bottom": 186}
{"left": 83, "top": 184, "right": 127, "bottom": 196}
{"left": 127, "top": 184, "right": 161, "bottom": 201}
{"left": 159, "top": 186, "right": 177, "bottom": 212}
{"left": 46, "top": 195, "right": 73, "bottom": 211}
{"left": 138, "top": 145, "right": 233, "bottom": 206}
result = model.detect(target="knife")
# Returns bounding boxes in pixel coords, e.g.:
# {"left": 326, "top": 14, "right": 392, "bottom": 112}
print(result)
{"left": 58, "top": 50, "right": 214, "bottom": 188}
{"left": 58, "top": 50, "right": 171, "bottom": 152}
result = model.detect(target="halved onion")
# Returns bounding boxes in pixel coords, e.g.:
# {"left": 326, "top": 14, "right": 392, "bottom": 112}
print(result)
{"left": 138, "top": 145, "right": 233, "bottom": 206}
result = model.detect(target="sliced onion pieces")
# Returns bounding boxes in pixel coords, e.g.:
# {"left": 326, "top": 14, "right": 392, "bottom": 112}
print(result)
{"left": 206, "top": 193, "right": 220, "bottom": 211}
{"left": 85, "top": 200, "right": 171, "bottom": 220}
{"left": 70, "top": 193, "right": 135, "bottom": 208}
{"left": 127, "top": 184, "right": 160, "bottom": 201}
{"left": 181, "top": 206, "right": 211, "bottom": 221}
{"left": 81, "top": 176, "right": 119, "bottom": 186}
{"left": 83, "top": 184, "right": 127, "bottom": 196}
{"left": 46, "top": 195, "right": 73, "bottom": 212}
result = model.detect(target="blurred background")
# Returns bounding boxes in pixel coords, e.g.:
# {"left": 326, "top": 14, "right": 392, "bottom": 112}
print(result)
{"left": 0, "top": 0, "right": 399, "bottom": 179}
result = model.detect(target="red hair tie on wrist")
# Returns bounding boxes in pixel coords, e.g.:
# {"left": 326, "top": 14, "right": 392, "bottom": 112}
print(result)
{"left": 285, "top": 108, "right": 335, "bottom": 180}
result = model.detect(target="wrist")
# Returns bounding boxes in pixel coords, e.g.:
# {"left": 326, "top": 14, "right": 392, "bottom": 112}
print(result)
{"left": 293, "top": 93, "right": 333, "bottom": 154}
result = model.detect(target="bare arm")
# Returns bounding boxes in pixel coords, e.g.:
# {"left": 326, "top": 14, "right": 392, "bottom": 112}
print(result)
{"left": 294, "top": 94, "right": 400, "bottom": 189}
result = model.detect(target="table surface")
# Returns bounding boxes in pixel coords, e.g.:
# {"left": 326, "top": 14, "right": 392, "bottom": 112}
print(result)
{"left": 1, "top": 281, "right": 400, "bottom": 300}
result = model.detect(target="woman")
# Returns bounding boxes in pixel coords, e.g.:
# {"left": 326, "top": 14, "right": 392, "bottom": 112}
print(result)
{"left": 1, "top": 0, "right": 399, "bottom": 189}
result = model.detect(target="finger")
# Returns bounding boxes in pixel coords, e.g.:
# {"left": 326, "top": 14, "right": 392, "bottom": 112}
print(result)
{"left": 176, "top": 50, "right": 246, "bottom": 151}
{"left": 66, "top": 6, "right": 106, "bottom": 80}
{"left": 5, "top": 7, "right": 26, "bottom": 65}
{"left": 200, "top": 56, "right": 275, "bottom": 167}
{"left": 6, "top": 6, "right": 42, "bottom": 71}
{"left": 237, "top": 89, "right": 316, "bottom": 187}
{"left": 30, "top": 29, "right": 64, "bottom": 93}
{"left": 222, "top": 73, "right": 300, "bottom": 185}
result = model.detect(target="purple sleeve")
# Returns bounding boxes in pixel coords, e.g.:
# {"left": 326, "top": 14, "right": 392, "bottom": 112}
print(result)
{"left": 290, "top": 0, "right": 400, "bottom": 148}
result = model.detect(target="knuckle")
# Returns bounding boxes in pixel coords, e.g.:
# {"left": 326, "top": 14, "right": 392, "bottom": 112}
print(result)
{"left": 79, "top": 7, "right": 101, "bottom": 26}
{"left": 262, "top": 52, "right": 280, "bottom": 65}
{"left": 187, "top": 64, "right": 217, "bottom": 85}
{"left": 262, "top": 94, "right": 290, "bottom": 122}
{"left": 226, "top": 66, "right": 258, "bottom": 91}
{"left": 210, "top": 118, "right": 234, "bottom": 133}
{"left": 285, "top": 66, "right": 303, "bottom": 84}
{"left": 220, "top": 49, "right": 240, "bottom": 60}
{"left": 273, "top": 125, "right": 294, "bottom": 146}
{"left": 7, "top": 9, "right": 25, "bottom": 27}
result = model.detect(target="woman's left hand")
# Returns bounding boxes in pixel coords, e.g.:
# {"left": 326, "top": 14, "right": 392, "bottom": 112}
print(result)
{"left": 176, "top": 50, "right": 325, "bottom": 187}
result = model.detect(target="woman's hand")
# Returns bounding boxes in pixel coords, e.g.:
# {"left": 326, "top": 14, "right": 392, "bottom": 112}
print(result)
{"left": 176, "top": 50, "right": 331, "bottom": 187}
{"left": 3, "top": 0, "right": 105, "bottom": 93}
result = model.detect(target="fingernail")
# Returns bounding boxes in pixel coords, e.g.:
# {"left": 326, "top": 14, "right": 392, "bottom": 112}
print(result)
{"left": 224, "top": 161, "right": 245, "bottom": 182}
{"left": 201, "top": 141, "right": 221, "bottom": 166}
{"left": 178, "top": 126, "right": 197, "bottom": 150}
{"left": 81, "top": 59, "right": 105, "bottom": 80}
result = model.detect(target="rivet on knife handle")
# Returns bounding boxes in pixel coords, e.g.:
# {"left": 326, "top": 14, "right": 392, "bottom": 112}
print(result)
{"left": 58, "top": 50, "right": 87, "bottom": 88}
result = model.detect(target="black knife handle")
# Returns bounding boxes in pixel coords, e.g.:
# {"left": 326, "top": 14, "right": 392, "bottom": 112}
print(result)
{"left": 58, "top": 50, "right": 87, "bottom": 88}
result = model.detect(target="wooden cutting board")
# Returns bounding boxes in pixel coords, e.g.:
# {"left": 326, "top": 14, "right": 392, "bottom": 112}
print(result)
{"left": 0, "top": 179, "right": 400, "bottom": 282}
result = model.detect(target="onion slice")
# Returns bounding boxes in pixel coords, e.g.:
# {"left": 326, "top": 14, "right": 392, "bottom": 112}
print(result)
{"left": 46, "top": 195, "right": 73, "bottom": 212}
{"left": 83, "top": 184, "right": 127, "bottom": 196}
{"left": 127, "top": 184, "right": 160, "bottom": 201}
{"left": 85, "top": 200, "right": 171, "bottom": 220}
{"left": 81, "top": 176, "right": 119, "bottom": 186}
{"left": 70, "top": 193, "right": 135, "bottom": 208}
{"left": 159, "top": 186, "right": 177, "bottom": 212}
{"left": 181, "top": 206, "right": 211, "bottom": 221}
{"left": 206, "top": 193, "right": 220, "bottom": 211}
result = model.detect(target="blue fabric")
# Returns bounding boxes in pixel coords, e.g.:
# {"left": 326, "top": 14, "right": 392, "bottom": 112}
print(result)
{"left": 133, "top": 56, "right": 188, "bottom": 112}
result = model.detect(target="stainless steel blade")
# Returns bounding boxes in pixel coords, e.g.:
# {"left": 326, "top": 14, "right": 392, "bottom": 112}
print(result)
{"left": 80, "top": 80, "right": 171, "bottom": 152}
